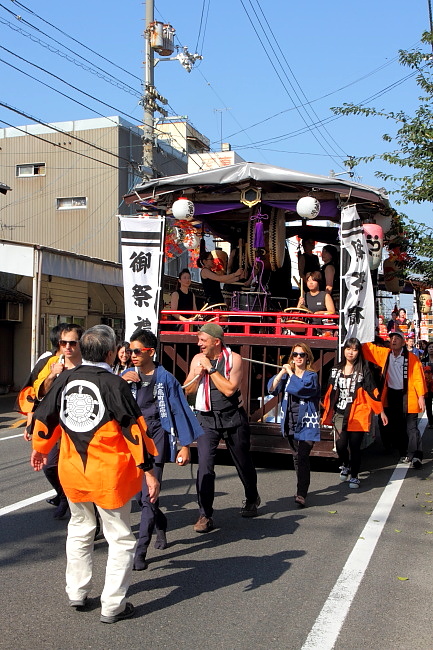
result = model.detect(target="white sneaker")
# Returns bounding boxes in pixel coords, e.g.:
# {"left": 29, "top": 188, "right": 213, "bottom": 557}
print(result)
{"left": 339, "top": 465, "right": 350, "bottom": 481}
{"left": 349, "top": 478, "right": 360, "bottom": 489}
{"left": 399, "top": 456, "right": 410, "bottom": 464}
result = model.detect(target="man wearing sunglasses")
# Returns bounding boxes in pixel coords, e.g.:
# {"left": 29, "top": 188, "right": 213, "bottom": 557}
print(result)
{"left": 121, "top": 328, "right": 204, "bottom": 571}
{"left": 24, "top": 323, "right": 84, "bottom": 518}
{"left": 34, "top": 324, "right": 83, "bottom": 398}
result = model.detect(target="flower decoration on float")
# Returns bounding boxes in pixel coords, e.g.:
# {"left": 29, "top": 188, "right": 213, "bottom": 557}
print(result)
{"left": 171, "top": 196, "right": 195, "bottom": 221}
{"left": 164, "top": 217, "right": 202, "bottom": 263}
{"left": 296, "top": 196, "right": 321, "bottom": 219}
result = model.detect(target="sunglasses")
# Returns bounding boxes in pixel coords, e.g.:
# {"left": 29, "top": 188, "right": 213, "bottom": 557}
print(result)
{"left": 59, "top": 340, "right": 78, "bottom": 348}
{"left": 292, "top": 352, "right": 306, "bottom": 358}
{"left": 126, "top": 347, "right": 153, "bottom": 355}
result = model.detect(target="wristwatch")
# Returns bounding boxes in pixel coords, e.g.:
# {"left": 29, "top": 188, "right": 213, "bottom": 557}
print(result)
{"left": 208, "top": 367, "right": 217, "bottom": 375}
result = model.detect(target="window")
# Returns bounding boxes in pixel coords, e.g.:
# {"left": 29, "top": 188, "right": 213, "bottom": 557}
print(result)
{"left": 16, "top": 163, "right": 46, "bottom": 177}
{"left": 56, "top": 197, "right": 87, "bottom": 210}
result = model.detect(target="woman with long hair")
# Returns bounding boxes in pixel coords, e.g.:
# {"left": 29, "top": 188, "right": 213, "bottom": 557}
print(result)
{"left": 322, "top": 338, "right": 388, "bottom": 488}
{"left": 268, "top": 343, "right": 320, "bottom": 508}
{"left": 321, "top": 244, "right": 340, "bottom": 298}
{"left": 170, "top": 268, "right": 197, "bottom": 322}
{"left": 112, "top": 342, "right": 133, "bottom": 375}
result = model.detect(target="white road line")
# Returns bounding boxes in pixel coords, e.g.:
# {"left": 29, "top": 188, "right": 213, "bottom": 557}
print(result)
{"left": 301, "top": 462, "right": 409, "bottom": 650}
{"left": 0, "top": 490, "right": 56, "bottom": 517}
{"left": 0, "top": 433, "right": 24, "bottom": 441}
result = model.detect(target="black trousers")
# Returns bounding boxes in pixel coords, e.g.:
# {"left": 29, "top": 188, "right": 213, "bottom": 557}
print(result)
{"left": 425, "top": 391, "right": 433, "bottom": 426}
{"left": 332, "top": 413, "right": 364, "bottom": 478}
{"left": 196, "top": 413, "right": 258, "bottom": 518}
{"left": 135, "top": 462, "right": 167, "bottom": 560}
{"left": 381, "top": 388, "right": 423, "bottom": 459}
{"left": 287, "top": 436, "right": 314, "bottom": 498}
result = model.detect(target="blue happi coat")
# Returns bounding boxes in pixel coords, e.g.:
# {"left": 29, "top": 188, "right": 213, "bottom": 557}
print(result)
{"left": 267, "top": 370, "right": 321, "bottom": 442}
{"left": 123, "top": 364, "right": 204, "bottom": 461}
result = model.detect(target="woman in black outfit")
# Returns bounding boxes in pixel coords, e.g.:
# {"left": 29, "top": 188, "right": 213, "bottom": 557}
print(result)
{"left": 321, "top": 244, "right": 340, "bottom": 298}
{"left": 297, "top": 271, "right": 335, "bottom": 315}
{"left": 170, "top": 268, "right": 197, "bottom": 322}
{"left": 198, "top": 252, "right": 244, "bottom": 306}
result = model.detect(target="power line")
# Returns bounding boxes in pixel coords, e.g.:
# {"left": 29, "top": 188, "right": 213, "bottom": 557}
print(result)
{"left": 0, "top": 15, "right": 141, "bottom": 97}
{"left": 239, "top": 0, "right": 345, "bottom": 169}
{"left": 253, "top": 0, "right": 347, "bottom": 158}
{"left": 0, "top": 45, "right": 145, "bottom": 131}
{"left": 0, "top": 3, "right": 140, "bottom": 94}
{"left": 195, "top": 0, "right": 211, "bottom": 55}
{"left": 230, "top": 67, "right": 421, "bottom": 150}
{"left": 9, "top": 0, "right": 142, "bottom": 82}
{"left": 0, "top": 114, "right": 123, "bottom": 171}
{"left": 0, "top": 100, "right": 139, "bottom": 169}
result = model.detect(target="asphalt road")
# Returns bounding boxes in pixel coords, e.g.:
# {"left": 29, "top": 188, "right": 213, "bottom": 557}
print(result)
{"left": 1, "top": 393, "right": 433, "bottom": 650}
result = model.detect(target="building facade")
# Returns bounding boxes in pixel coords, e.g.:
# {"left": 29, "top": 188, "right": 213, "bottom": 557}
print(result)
{"left": 0, "top": 116, "right": 188, "bottom": 262}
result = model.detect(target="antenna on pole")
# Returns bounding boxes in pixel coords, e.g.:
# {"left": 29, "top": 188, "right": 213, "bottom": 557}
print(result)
{"left": 213, "top": 108, "right": 231, "bottom": 150}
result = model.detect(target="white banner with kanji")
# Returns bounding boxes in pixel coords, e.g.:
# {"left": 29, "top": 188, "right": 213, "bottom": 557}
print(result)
{"left": 119, "top": 216, "right": 165, "bottom": 339}
{"left": 340, "top": 205, "right": 375, "bottom": 344}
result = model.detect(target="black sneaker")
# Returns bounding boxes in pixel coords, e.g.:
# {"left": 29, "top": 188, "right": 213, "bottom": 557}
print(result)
{"left": 241, "top": 496, "right": 261, "bottom": 518}
{"left": 100, "top": 602, "right": 135, "bottom": 624}
{"left": 411, "top": 457, "right": 422, "bottom": 469}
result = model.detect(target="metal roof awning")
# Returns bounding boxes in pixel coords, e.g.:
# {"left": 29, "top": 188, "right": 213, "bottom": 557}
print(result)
{"left": 124, "top": 161, "right": 389, "bottom": 206}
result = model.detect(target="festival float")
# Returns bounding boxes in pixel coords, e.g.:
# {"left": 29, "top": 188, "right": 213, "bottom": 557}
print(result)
{"left": 123, "top": 162, "right": 395, "bottom": 455}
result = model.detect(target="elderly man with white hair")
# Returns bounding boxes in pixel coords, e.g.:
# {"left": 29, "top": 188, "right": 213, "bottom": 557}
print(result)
{"left": 30, "top": 325, "right": 159, "bottom": 624}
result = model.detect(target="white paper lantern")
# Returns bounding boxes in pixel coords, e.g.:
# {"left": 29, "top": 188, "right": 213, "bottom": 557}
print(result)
{"left": 183, "top": 232, "right": 200, "bottom": 250}
{"left": 172, "top": 197, "right": 195, "bottom": 221}
{"left": 296, "top": 196, "right": 320, "bottom": 219}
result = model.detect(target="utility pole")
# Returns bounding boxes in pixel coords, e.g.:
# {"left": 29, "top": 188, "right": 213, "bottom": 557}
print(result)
{"left": 142, "top": 0, "right": 155, "bottom": 179}
{"left": 140, "top": 1, "right": 202, "bottom": 180}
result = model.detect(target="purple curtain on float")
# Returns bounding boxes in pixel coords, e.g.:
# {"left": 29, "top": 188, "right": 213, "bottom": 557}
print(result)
{"left": 192, "top": 200, "right": 339, "bottom": 218}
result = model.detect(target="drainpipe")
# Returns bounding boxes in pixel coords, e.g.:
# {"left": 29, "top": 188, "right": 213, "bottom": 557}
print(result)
{"left": 31, "top": 247, "right": 42, "bottom": 366}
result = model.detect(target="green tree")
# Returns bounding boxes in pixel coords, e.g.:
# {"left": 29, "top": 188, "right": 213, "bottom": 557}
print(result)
{"left": 333, "top": 32, "right": 433, "bottom": 285}
{"left": 333, "top": 31, "right": 433, "bottom": 205}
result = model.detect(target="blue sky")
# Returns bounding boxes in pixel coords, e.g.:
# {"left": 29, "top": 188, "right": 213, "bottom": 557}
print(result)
{"left": 0, "top": 0, "right": 430, "bottom": 228}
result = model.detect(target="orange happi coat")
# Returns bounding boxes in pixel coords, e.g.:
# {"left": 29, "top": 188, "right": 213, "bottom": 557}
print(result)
{"left": 362, "top": 343, "right": 426, "bottom": 413}
{"left": 32, "top": 364, "right": 157, "bottom": 510}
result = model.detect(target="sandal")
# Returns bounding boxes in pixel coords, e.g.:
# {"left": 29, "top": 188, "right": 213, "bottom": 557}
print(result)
{"left": 294, "top": 495, "right": 306, "bottom": 508}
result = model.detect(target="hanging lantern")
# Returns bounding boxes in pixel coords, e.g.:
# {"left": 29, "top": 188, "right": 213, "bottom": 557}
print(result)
{"left": 383, "top": 257, "right": 400, "bottom": 294}
{"left": 296, "top": 196, "right": 320, "bottom": 219}
{"left": 172, "top": 197, "right": 195, "bottom": 221}
{"left": 363, "top": 223, "right": 384, "bottom": 270}
{"left": 419, "top": 290, "right": 432, "bottom": 314}
{"left": 183, "top": 232, "right": 200, "bottom": 250}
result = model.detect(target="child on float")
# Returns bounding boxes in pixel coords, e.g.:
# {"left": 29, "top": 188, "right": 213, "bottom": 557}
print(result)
{"left": 322, "top": 337, "right": 388, "bottom": 488}
{"left": 268, "top": 343, "right": 320, "bottom": 508}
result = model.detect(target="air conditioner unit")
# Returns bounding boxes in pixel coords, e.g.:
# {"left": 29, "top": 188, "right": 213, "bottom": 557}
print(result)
{"left": 0, "top": 302, "right": 24, "bottom": 322}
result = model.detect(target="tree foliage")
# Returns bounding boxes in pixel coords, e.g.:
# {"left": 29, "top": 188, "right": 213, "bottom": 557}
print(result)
{"left": 333, "top": 32, "right": 433, "bottom": 205}
{"left": 333, "top": 32, "right": 433, "bottom": 286}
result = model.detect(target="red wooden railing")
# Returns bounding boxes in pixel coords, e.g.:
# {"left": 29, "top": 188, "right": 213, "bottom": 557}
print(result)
{"left": 160, "top": 309, "right": 339, "bottom": 339}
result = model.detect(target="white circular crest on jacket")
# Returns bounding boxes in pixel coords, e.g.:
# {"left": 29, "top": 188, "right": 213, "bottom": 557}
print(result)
{"left": 60, "top": 380, "right": 105, "bottom": 432}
